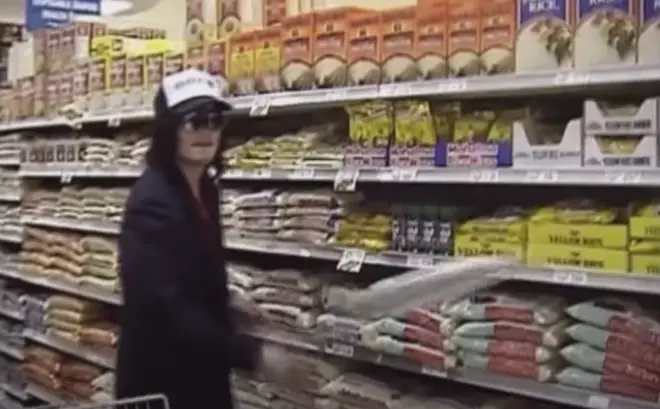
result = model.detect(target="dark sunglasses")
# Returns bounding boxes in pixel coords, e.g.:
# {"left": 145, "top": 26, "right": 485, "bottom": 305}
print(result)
{"left": 179, "top": 112, "right": 226, "bottom": 131}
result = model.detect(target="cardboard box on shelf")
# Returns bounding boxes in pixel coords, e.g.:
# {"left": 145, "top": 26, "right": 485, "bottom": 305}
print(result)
{"left": 480, "top": 0, "right": 516, "bottom": 75}
{"left": 254, "top": 26, "right": 282, "bottom": 93}
{"left": 125, "top": 53, "right": 146, "bottom": 109}
{"left": 87, "top": 57, "right": 109, "bottom": 114}
{"left": 447, "top": 0, "right": 480, "bottom": 77}
{"left": 347, "top": 11, "right": 381, "bottom": 86}
{"left": 381, "top": 6, "right": 417, "bottom": 83}
{"left": 18, "top": 77, "right": 35, "bottom": 120}
{"left": 32, "top": 29, "right": 48, "bottom": 75}
{"left": 34, "top": 74, "right": 46, "bottom": 118}
{"left": 186, "top": 0, "right": 205, "bottom": 44}
{"left": 415, "top": 4, "right": 448, "bottom": 80}
{"left": 512, "top": 118, "right": 583, "bottom": 168}
{"left": 574, "top": 0, "right": 637, "bottom": 69}
{"left": 106, "top": 53, "right": 127, "bottom": 110}
{"left": 46, "top": 29, "right": 62, "bottom": 74}
{"left": 639, "top": 0, "right": 660, "bottom": 65}
{"left": 228, "top": 30, "right": 256, "bottom": 96}
{"left": 145, "top": 51, "right": 165, "bottom": 103}
{"left": 206, "top": 40, "right": 228, "bottom": 94}
{"left": 45, "top": 74, "right": 60, "bottom": 117}
{"left": 164, "top": 51, "right": 185, "bottom": 76}
{"left": 281, "top": 13, "right": 315, "bottom": 91}
{"left": 58, "top": 66, "right": 75, "bottom": 111}
{"left": 313, "top": 7, "right": 356, "bottom": 88}
{"left": 264, "top": 0, "right": 287, "bottom": 26}
{"left": 186, "top": 44, "right": 206, "bottom": 70}
{"left": 217, "top": 0, "right": 241, "bottom": 38}
{"left": 72, "top": 62, "right": 90, "bottom": 113}
{"left": 583, "top": 98, "right": 660, "bottom": 168}
{"left": 515, "top": 0, "right": 572, "bottom": 73}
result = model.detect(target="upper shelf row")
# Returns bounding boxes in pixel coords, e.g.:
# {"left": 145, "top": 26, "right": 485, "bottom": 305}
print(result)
{"left": 0, "top": 65, "right": 652, "bottom": 133}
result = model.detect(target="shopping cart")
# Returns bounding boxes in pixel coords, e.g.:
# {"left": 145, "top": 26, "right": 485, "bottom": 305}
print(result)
{"left": 33, "top": 394, "right": 169, "bottom": 409}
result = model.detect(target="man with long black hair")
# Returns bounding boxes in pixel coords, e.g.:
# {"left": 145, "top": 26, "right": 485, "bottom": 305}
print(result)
{"left": 115, "top": 69, "right": 292, "bottom": 409}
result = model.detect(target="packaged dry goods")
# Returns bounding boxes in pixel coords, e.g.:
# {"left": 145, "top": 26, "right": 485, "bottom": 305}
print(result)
{"left": 446, "top": 293, "right": 567, "bottom": 382}
{"left": 557, "top": 298, "right": 660, "bottom": 402}
{"left": 319, "top": 373, "right": 401, "bottom": 409}
{"left": 22, "top": 346, "right": 64, "bottom": 391}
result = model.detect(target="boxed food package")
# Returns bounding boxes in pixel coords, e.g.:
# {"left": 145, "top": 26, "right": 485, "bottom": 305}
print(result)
{"left": 281, "top": 14, "right": 315, "bottom": 91}
{"left": 380, "top": 6, "right": 417, "bottom": 84}
{"left": 229, "top": 30, "right": 256, "bottom": 96}
{"left": 414, "top": 5, "right": 448, "bottom": 80}
{"left": 583, "top": 98, "right": 659, "bottom": 168}
{"left": 254, "top": 26, "right": 282, "bottom": 93}
{"left": 347, "top": 11, "right": 381, "bottom": 86}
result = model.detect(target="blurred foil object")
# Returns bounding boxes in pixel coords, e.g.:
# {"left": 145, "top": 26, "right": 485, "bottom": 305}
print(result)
{"left": 324, "top": 258, "right": 514, "bottom": 319}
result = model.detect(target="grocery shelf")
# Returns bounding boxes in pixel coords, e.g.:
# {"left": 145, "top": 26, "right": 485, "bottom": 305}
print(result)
{"left": 0, "top": 341, "right": 22, "bottom": 360}
{"left": 0, "top": 232, "right": 21, "bottom": 245}
{"left": 23, "top": 329, "right": 115, "bottom": 370}
{"left": 0, "top": 306, "right": 24, "bottom": 321}
{"left": 25, "top": 384, "right": 65, "bottom": 405}
{"left": 2, "top": 65, "right": 660, "bottom": 133}
{"left": 0, "top": 191, "right": 21, "bottom": 202}
{"left": 18, "top": 163, "right": 660, "bottom": 187}
{"left": 0, "top": 264, "right": 120, "bottom": 306}
{"left": 0, "top": 159, "right": 20, "bottom": 167}
{"left": 18, "top": 215, "right": 660, "bottom": 295}
{"left": 2, "top": 384, "right": 28, "bottom": 401}
{"left": 253, "top": 331, "right": 657, "bottom": 409}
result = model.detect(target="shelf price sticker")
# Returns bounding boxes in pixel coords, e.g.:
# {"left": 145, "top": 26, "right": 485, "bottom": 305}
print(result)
{"left": 223, "top": 169, "right": 244, "bottom": 178}
{"left": 525, "top": 170, "right": 559, "bottom": 183}
{"left": 337, "top": 248, "right": 367, "bottom": 273}
{"left": 406, "top": 254, "right": 435, "bottom": 268}
{"left": 555, "top": 72, "right": 590, "bottom": 86}
{"left": 325, "top": 342, "right": 354, "bottom": 358}
{"left": 420, "top": 366, "right": 447, "bottom": 377}
{"left": 252, "top": 168, "right": 272, "bottom": 178}
{"left": 587, "top": 395, "right": 610, "bottom": 409}
{"left": 290, "top": 168, "right": 315, "bottom": 179}
{"left": 107, "top": 116, "right": 121, "bottom": 127}
{"left": 469, "top": 170, "right": 499, "bottom": 183}
{"left": 334, "top": 168, "right": 359, "bottom": 192}
{"left": 249, "top": 96, "right": 271, "bottom": 117}
{"left": 437, "top": 79, "right": 468, "bottom": 94}
{"left": 60, "top": 171, "right": 73, "bottom": 184}
{"left": 324, "top": 89, "right": 348, "bottom": 101}
{"left": 552, "top": 271, "right": 588, "bottom": 285}
{"left": 606, "top": 171, "right": 641, "bottom": 184}
{"left": 380, "top": 84, "right": 411, "bottom": 98}
{"left": 392, "top": 168, "right": 417, "bottom": 182}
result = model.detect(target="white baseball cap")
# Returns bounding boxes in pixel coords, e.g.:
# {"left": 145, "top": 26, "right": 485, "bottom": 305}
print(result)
{"left": 157, "top": 68, "right": 233, "bottom": 115}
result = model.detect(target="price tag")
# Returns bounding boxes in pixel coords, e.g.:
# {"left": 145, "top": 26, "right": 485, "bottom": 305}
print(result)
{"left": 420, "top": 366, "right": 446, "bottom": 377}
{"left": 324, "top": 89, "right": 347, "bottom": 101}
{"left": 587, "top": 395, "right": 610, "bottom": 409}
{"left": 552, "top": 271, "right": 588, "bottom": 285}
{"left": 253, "top": 168, "right": 272, "bottom": 178}
{"left": 249, "top": 96, "right": 271, "bottom": 117}
{"left": 337, "top": 248, "right": 366, "bottom": 273}
{"left": 606, "top": 171, "right": 641, "bottom": 184}
{"left": 555, "top": 72, "right": 590, "bottom": 86}
{"left": 469, "top": 170, "right": 499, "bottom": 182}
{"left": 380, "top": 84, "right": 410, "bottom": 98}
{"left": 223, "top": 169, "right": 244, "bottom": 178}
{"left": 290, "top": 168, "right": 315, "bottom": 179}
{"left": 60, "top": 171, "right": 72, "bottom": 184}
{"left": 107, "top": 116, "right": 121, "bottom": 127}
{"left": 406, "top": 254, "right": 434, "bottom": 268}
{"left": 392, "top": 168, "right": 417, "bottom": 181}
{"left": 438, "top": 79, "right": 467, "bottom": 93}
{"left": 334, "top": 168, "right": 359, "bottom": 192}
{"left": 525, "top": 170, "right": 559, "bottom": 183}
{"left": 325, "top": 342, "right": 354, "bottom": 358}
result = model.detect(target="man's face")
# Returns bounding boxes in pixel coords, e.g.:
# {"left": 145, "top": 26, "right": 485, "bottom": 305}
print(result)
{"left": 176, "top": 111, "right": 223, "bottom": 165}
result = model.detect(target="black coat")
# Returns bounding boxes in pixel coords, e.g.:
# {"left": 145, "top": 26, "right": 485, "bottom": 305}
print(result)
{"left": 115, "top": 165, "right": 260, "bottom": 409}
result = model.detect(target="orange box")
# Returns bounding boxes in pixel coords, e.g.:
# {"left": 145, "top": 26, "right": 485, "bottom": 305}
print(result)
{"left": 381, "top": 6, "right": 417, "bottom": 83}
{"left": 480, "top": 0, "right": 515, "bottom": 75}
{"left": 281, "top": 13, "right": 315, "bottom": 91}
{"left": 313, "top": 7, "right": 359, "bottom": 88}
{"left": 254, "top": 26, "right": 282, "bottom": 93}
{"left": 228, "top": 31, "right": 256, "bottom": 96}
{"left": 264, "top": 0, "right": 287, "bottom": 26}
{"left": 447, "top": 0, "right": 481, "bottom": 77}
{"left": 217, "top": 0, "right": 241, "bottom": 38}
{"left": 186, "top": 44, "right": 205, "bottom": 70}
{"left": 347, "top": 11, "right": 381, "bottom": 86}
{"left": 206, "top": 40, "right": 228, "bottom": 93}
{"left": 415, "top": 4, "right": 448, "bottom": 80}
